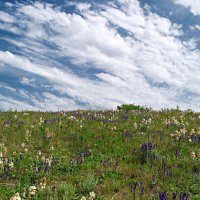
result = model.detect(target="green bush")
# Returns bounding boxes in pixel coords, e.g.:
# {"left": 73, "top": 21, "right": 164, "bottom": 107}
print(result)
{"left": 117, "top": 103, "right": 146, "bottom": 111}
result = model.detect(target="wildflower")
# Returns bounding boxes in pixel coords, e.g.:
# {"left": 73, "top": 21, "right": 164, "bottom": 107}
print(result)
{"left": 40, "top": 117, "right": 43, "bottom": 123}
{"left": 140, "top": 143, "right": 148, "bottom": 152}
{"left": 190, "top": 129, "right": 195, "bottom": 135}
{"left": 81, "top": 196, "right": 87, "bottom": 200}
{"left": 29, "top": 186, "right": 37, "bottom": 196}
{"left": 0, "top": 159, "right": 3, "bottom": 166}
{"left": 159, "top": 192, "right": 167, "bottom": 200}
{"left": 134, "top": 122, "right": 137, "bottom": 129}
{"left": 188, "top": 139, "right": 192, "bottom": 143}
{"left": 12, "top": 151, "right": 17, "bottom": 156}
{"left": 172, "top": 192, "right": 177, "bottom": 200}
{"left": 21, "top": 143, "right": 25, "bottom": 148}
{"left": 39, "top": 177, "right": 46, "bottom": 189}
{"left": 42, "top": 156, "right": 46, "bottom": 162}
{"left": 22, "top": 188, "right": 26, "bottom": 198}
{"left": 191, "top": 151, "right": 196, "bottom": 159}
{"left": 14, "top": 114, "right": 18, "bottom": 119}
{"left": 47, "top": 132, "right": 53, "bottom": 139}
{"left": 89, "top": 191, "right": 96, "bottom": 199}
{"left": 10, "top": 192, "right": 21, "bottom": 200}
{"left": 9, "top": 161, "right": 14, "bottom": 169}
{"left": 24, "top": 148, "right": 28, "bottom": 153}
{"left": 37, "top": 150, "right": 42, "bottom": 156}
{"left": 111, "top": 126, "right": 117, "bottom": 131}
{"left": 180, "top": 128, "right": 186, "bottom": 135}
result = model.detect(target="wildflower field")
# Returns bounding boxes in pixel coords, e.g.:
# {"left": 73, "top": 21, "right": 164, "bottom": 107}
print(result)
{"left": 0, "top": 107, "right": 199, "bottom": 199}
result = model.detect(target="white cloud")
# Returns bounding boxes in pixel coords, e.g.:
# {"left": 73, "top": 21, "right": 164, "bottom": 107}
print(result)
{"left": 0, "top": 0, "right": 200, "bottom": 111}
{"left": 0, "top": 11, "right": 16, "bottom": 23}
{"left": 20, "top": 77, "right": 36, "bottom": 86}
{"left": 190, "top": 25, "right": 200, "bottom": 31}
{"left": 174, "top": 0, "right": 200, "bottom": 15}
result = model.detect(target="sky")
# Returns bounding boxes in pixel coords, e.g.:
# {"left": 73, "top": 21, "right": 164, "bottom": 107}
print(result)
{"left": 0, "top": 0, "right": 200, "bottom": 111}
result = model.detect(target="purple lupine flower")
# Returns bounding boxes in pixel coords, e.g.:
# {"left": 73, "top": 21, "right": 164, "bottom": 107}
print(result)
{"left": 38, "top": 164, "right": 42, "bottom": 173}
{"left": 159, "top": 192, "right": 167, "bottom": 200}
{"left": 172, "top": 192, "right": 176, "bottom": 200}
{"left": 140, "top": 143, "right": 148, "bottom": 152}
{"left": 44, "top": 164, "right": 49, "bottom": 173}
{"left": 133, "top": 182, "right": 138, "bottom": 190}
{"left": 141, "top": 187, "right": 144, "bottom": 194}
{"left": 148, "top": 142, "right": 153, "bottom": 150}
{"left": 180, "top": 193, "right": 189, "bottom": 200}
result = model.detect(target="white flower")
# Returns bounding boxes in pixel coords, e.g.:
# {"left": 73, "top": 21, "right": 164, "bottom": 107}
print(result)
{"left": 134, "top": 122, "right": 137, "bottom": 129}
{"left": 26, "top": 129, "right": 30, "bottom": 134}
{"left": 42, "top": 156, "right": 46, "bottom": 162}
{"left": 191, "top": 151, "right": 196, "bottom": 159}
{"left": 21, "top": 143, "right": 25, "bottom": 148}
{"left": 24, "top": 148, "right": 28, "bottom": 153}
{"left": 189, "top": 139, "right": 192, "bottom": 143}
{"left": 39, "top": 177, "right": 46, "bottom": 189}
{"left": 10, "top": 192, "right": 21, "bottom": 200}
{"left": 40, "top": 117, "right": 43, "bottom": 123}
{"left": 81, "top": 196, "right": 87, "bottom": 200}
{"left": 9, "top": 161, "right": 14, "bottom": 169}
{"left": 51, "top": 145, "right": 54, "bottom": 151}
{"left": 29, "top": 186, "right": 37, "bottom": 196}
{"left": 37, "top": 150, "right": 42, "bottom": 156}
{"left": 89, "top": 191, "right": 96, "bottom": 198}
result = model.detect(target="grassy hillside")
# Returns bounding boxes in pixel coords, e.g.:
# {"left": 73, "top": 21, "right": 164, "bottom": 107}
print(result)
{"left": 0, "top": 108, "right": 199, "bottom": 199}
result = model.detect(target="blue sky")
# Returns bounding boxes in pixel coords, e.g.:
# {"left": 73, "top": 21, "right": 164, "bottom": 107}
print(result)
{"left": 0, "top": 0, "right": 200, "bottom": 111}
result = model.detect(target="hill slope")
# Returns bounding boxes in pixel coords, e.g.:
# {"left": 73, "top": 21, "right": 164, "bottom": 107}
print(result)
{"left": 0, "top": 109, "right": 199, "bottom": 199}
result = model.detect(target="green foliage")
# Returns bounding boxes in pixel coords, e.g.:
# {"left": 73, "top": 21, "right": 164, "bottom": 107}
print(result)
{"left": 80, "top": 174, "right": 98, "bottom": 193}
{"left": 117, "top": 103, "right": 147, "bottom": 111}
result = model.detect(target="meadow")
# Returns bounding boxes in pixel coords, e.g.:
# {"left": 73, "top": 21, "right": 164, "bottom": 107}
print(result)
{"left": 0, "top": 106, "right": 199, "bottom": 199}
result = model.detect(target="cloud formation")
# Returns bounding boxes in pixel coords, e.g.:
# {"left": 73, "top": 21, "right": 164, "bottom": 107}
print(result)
{"left": 0, "top": 0, "right": 200, "bottom": 111}
{"left": 174, "top": 0, "right": 200, "bottom": 15}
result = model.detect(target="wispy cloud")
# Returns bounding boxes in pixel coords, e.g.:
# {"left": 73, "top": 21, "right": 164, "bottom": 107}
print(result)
{"left": 0, "top": 0, "right": 200, "bottom": 111}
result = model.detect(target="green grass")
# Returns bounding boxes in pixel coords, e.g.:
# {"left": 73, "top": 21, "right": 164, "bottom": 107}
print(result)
{"left": 0, "top": 108, "right": 199, "bottom": 199}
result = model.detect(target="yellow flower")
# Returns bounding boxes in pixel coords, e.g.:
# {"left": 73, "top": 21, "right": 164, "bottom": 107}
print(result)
{"left": 81, "top": 196, "right": 87, "bottom": 200}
